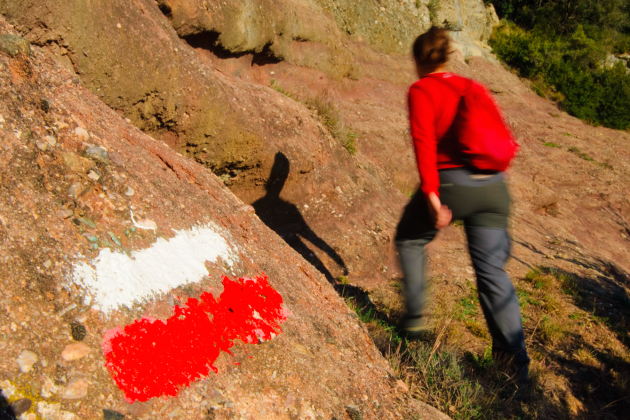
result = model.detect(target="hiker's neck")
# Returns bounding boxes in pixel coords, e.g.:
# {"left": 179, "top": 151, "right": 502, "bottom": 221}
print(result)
{"left": 416, "top": 64, "right": 447, "bottom": 79}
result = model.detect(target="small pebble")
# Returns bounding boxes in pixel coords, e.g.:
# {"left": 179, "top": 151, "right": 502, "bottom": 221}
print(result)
{"left": 126, "top": 400, "right": 153, "bottom": 417}
{"left": 168, "top": 407, "right": 182, "bottom": 418}
{"left": 40, "top": 99, "right": 51, "bottom": 113}
{"left": 57, "top": 303, "right": 77, "bottom": 317}
{"left": 61, "top": 342, "right": 91, "bottom": 361}
{"left": 43, "top": 260, "right": 52, "bottom": 268}
{"left": 45, "top": 135, "right": 57, "bottom": 146}
{"left": 135, "top": 219, "right": 157, "bottom": 231}
{"left": 109, "top": 151, "right": 123, "bottom": 165}
{"left": 68, "top": 183, "right": 83, "bottom": 199}
{"left": 74, "top": 127, "right": 90, "bottom": 142}
{"left": 77, "top": 217, "right": 96, "bottom": 228}
{"left": 41, "top": 376, "right": 58, "bottom": 398}
{"left": 69, "top": 322, "right": 87, "bottom": 341}
{"left": 0, "top": 34, "right": 31, "bottom": 56}
{"left": 16, "top": 350, "right": 38, "bottom": 373}
{"left": 103, "top": 409, "right": 125, "bottom": 420}
{"left": 58, "top": 209, "right": 74, "bottom": 219}
{"left": 124, "top": 186, "right": 135, "bottom": 196}
{"left": 37, "top": 402, "right": 77, "bottom": 419}
{"left": 87, "top": 170, "right": 100, "bottom": 181}
{"left": 63, "top": 377, "right": 88, "bottom": 399}
{"left": 36, "top": 141, "right": 48, "bottom": 151}
{"left": 108, "top": 232, "right": 121, "bottom": 246}
{"left": 238, "top": 205, "right": 255, "bottom": 214}
{"left": 85, "top": 145, "right": 110, "bottom": 164}
{"left": 10, "top": 398, "right": 32, "bottom": 415}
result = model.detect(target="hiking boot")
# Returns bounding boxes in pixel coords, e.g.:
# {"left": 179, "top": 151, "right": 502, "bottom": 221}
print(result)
{"left": 398, "top": 314, "right": 434, "bottom": 340}
{"left": 513, "top": 362, "right": 532, "bottom": 394}
{"left": 493, "top": 348, "right": 531, "bottom": 386}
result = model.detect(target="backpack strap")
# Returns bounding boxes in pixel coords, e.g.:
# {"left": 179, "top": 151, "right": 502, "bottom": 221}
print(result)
{"left": 423, "top": 73, "right": 473, "bottom": 97}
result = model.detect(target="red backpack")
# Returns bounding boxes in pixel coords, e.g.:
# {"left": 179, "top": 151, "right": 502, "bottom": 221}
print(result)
{"left": 433, "top": 76, "right": 519, "bottom": 172}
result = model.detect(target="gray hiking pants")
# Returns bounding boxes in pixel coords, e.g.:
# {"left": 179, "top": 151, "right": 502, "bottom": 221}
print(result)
{"left": 395, "top": 168, "right": 528, "bottom": 364}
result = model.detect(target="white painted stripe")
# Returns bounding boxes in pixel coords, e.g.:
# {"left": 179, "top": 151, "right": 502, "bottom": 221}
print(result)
{"left": 70, "top": 224, "right": 239, "bottom": 314}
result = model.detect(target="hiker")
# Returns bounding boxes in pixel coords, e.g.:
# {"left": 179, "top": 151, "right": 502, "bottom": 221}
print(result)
{"left": 396, "top": 27, "right": 530, "bottom": 381}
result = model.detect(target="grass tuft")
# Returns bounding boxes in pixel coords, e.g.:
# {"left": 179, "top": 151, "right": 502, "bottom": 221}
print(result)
{"left": 269, "top": 81, "right": 358, "bottom": 155}
{"left": 568, "top": 146, "right": 594, "bottom": 162}
{"left": 427, "top": 0, "right": 441, "bottom": 24}
{"left": 306, "top": 90, "right": 358, "bottom": 155}
{"left": 270, "top": 79, "right": 299, "bottom": 101}
{"left": 336, "top": 275, "right": 350, "bottom": 285}
{"left": 538, "top": 316, "right": 566, "bottom": 344}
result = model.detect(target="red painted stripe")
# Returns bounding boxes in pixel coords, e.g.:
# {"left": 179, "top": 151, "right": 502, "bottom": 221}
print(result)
{"left": 102, "top": 275, "right": 286, "bottom": 402}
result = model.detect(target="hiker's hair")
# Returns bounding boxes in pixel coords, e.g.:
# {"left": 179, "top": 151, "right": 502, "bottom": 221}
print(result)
{"left": 412, "top": 26, "right": 452, "bottom": 70}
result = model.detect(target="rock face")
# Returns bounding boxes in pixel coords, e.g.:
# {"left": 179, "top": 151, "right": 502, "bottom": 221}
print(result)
{"left": 1, "top": 1, "right": 630, "bottom": 419}
{"left": 0, "top": 0, "right": 499, "bottom": 293}
{"left": 0, "top": 18, "right": 448, "bottom": 419}
{"left": 160, "top": 0, "right": 498, "bottom": 68}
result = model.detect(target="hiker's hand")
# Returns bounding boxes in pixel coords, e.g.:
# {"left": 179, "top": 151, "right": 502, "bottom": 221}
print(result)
{"left": 428, "top": 192, "right": 452, "bottom": 229}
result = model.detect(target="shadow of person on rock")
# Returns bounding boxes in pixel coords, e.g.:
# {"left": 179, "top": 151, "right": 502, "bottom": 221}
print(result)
{"left": 252, "top": 152, "right": 348, "bottom": 283}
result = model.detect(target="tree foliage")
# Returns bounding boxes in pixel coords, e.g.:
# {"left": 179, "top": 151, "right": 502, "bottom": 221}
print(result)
{"left": 487, "top": 1, "right": 630, "bottom": 129}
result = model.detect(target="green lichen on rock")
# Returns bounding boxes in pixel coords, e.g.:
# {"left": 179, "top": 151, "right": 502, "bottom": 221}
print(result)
{"left": 0, "top": 34, "right": 30, "bottom": 56}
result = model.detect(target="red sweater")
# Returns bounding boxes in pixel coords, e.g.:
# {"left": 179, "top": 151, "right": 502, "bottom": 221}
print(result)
{"left": 408, "top": 72, "right": 471, "bottom": 198}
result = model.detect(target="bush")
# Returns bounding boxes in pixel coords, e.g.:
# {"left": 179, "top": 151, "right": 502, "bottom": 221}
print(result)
{"left": 489, "top": 21, "right": 630, "bottom": 129}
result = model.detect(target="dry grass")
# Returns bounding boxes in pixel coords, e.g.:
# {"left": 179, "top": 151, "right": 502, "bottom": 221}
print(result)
{"left": 393, "top": 177, "right": 418, "bottom": 199}
{"left": 269, "top": 80, "right": 358, "bottom": 155}
{"left": 538, "top": 316, "right": 566, "bottom": 345}
{"left": 305, "top": 90, "right": 357, "bottom": 155}
{"left": 340, "top": 265, "right": 630, "bottom": 419}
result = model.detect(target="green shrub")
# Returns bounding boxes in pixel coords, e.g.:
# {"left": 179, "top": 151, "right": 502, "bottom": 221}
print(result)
{"left": 489, "top": 19, "right": 630, "bottom": 130}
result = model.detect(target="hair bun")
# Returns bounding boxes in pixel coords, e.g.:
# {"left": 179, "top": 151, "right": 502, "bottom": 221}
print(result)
{"left": 413, "top": 26, "right": 453, "bottom": 70}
